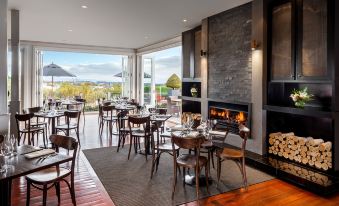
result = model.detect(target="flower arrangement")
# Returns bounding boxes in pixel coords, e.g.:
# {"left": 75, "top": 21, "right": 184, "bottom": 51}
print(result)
{"left": 290, "top": 87, "right": 313, "bottom": 108}
{"left": 190, "top": 85, "right": 198, "bottom": 97}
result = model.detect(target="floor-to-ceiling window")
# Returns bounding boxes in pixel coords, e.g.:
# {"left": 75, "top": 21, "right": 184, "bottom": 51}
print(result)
{"left": 41, "top": 50, "right": 130, "bottom": 111}
{"left": 141, "top": 46, "right": 182, "bottom": 114}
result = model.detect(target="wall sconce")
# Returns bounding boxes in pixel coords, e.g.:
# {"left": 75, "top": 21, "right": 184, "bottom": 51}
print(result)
{"left": 200, "top": 50, "right": 207, "bottom": 57}
{"left": 251, "top": 40, "right": 259, "bottom": 51}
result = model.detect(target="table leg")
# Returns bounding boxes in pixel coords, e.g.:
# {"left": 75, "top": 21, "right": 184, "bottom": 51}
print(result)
{"left": 0, "top": 179, "right": 12, "bottom": 206}
{"left": 51, "top": 118, "right": 56, "bottom": 134}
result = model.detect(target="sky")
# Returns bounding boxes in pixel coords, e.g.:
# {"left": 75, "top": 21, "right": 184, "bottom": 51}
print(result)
{"left": 42, "top": 46, "right": 182, "bottom": 84}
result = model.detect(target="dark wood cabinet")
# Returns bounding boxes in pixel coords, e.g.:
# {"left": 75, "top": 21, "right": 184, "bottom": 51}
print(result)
{"left": 269, "top": 0, "right": 330, "bottom": 81}
{"left": 182, "top": 26, "right": 201, "bottom": 80}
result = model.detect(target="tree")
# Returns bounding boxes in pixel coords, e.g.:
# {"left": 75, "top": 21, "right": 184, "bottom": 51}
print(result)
{"left": 165, "top": 74, "right": 181, "bottom": 89}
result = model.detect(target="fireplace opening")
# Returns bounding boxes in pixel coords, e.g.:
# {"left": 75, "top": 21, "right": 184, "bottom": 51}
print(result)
{"left": 208, "top": 101, "right": 251, "bottom": 134}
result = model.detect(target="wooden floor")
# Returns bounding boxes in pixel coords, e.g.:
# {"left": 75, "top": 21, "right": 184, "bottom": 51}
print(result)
{"left": 11, "top": 114, "right": 339, "bottom": 206}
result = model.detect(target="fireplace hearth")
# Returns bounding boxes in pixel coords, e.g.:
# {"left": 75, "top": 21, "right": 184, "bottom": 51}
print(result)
{"left": 208, "top": 101, "right": 251, "bottom": 134}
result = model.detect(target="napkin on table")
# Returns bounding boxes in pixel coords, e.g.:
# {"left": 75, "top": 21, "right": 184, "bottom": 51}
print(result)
{"left": 24, "top": 149, "right": 56, "bottom": 159}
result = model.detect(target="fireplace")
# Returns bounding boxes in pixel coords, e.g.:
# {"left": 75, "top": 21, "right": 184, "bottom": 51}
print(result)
{"left": 208, "top": 101, "right": 251, "bottom": 134}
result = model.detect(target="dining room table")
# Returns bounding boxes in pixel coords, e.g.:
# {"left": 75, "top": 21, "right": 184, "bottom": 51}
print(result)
{"left": 34, "top": 110, "right": 65, "bottom": 135}
{"left": 0, "top": 145, "right": 73, "bottom": 206}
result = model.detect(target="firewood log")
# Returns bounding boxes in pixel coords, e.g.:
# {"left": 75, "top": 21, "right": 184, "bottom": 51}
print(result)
{"left": 319, "top": 142, "right": 332, "bottom": 152}
{"left": 309, "top": 139, "right": 324, "bottom": 146}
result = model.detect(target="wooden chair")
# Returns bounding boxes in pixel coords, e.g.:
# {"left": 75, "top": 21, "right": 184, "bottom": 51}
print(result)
{"left": 128, "top": 115, "right": 151, "bottom": 160}
{"left": 150, "top": 121, "right": 179, "bottom": 178}
{"left": 216, "top": 124, "right": 250, "bottom": 190}
{"left": 171, "top": 133, "right": 209, "bottom": 200}
{"left": 26, "top": 107, "right": 48, "bottom": 138}
{"left": 15, "top": 113, "right": 46, "bottom": 147}
{"left": 75, "top": 98, "right": 86, "bottom": 122}
{"left": 99, "top": 105, "right": 117, "bottom": 137}
{"left": 25, "top": 134, "right": 78, "bottom": 206}
{"left": 55, "top": 111, "right": 81, "bottom": 146}
{"left": 116, "top": 110, "right": 129, "bottom": 152}
{"left": 202, "top": 124, "right": 229, "bottom": 172}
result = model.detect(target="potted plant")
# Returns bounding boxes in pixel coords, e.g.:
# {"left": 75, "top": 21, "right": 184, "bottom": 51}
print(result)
{"left": 290, "top": 87, "right": 313, "bottom": 109}
{"left": 165, "top": 74, "right": 181, "bottom": 96}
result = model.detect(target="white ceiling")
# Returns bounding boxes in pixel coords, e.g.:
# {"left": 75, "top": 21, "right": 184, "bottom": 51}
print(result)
{"left": 8, "top": 0, "right": 251, "bottom": 49}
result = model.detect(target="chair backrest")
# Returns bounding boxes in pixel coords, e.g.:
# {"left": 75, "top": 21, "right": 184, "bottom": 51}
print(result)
{"left": 0, "top": 134, "right": 4, "bottom": 144}
{"left": 49, "top": 134, "right": 78, "bottom": 171}
{"left": 103, "top": 102, "right": 111, "bottom": 106}
{"left": 15, "top": 113, "right": 34, "bottom": 122}
{"left": 64, "top": 111, "right": 81, "bottom": 128}
{"left": 171, "top": 133, "right": 205, "bottom": 150}
{"left": 238, "top": 124, "right": 250, "bottom": 151}
{"left": 27, "top": 107, "right": 42, "bottom": 114}
{"left": 171, "top": 133, "right": 205, "bottom": 169}
{"left": 157, "top": 108, "right": 167, "bottom": 115}
{"left": 117, "top": 110, "right": 129, "bottom": 130}
{"left": 128, "top": 115, "right": 151, "bottom": 136}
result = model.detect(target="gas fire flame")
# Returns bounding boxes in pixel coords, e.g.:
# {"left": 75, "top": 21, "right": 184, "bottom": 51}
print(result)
{"left": 235, "top": 112, "right": 246, "bottom": 123}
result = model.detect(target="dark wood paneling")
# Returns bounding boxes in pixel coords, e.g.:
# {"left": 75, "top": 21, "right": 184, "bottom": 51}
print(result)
{"left": 182, "top": 30, "right": 193, "bottom": 79}
{"left": 299, "top": 0, "right": 328, "bottom": 79}
{"left": 271, "top": 2, "right": 294, "bottom": 80}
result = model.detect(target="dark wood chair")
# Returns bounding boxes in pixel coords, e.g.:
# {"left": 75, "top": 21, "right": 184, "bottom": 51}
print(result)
{"left": 15, "top": 113, "right": 46, "bottom": 147}
{"left": 25, "top": 134, "right": 78, "bottom": 206}
{"left": 171, "top": 133, "right": 209, "bottom": 200}
{"left": 202, "top": 125, "right": 229, "bottom": 172}
{"left": 75, "top": 98, "right": 86, "bottom": 122}
{"left": 99, "top": 105, "right": 117, "bottom": 137}
{"left": 55, "top": 110, "right": 81, "bottom": 146}
{"left": 128, "top": 115, "right": 151, "bottom": 160}
{"left": 216, "top": 124, "right": 250, "bottom": 190}
{"left": 26, "top": 107, "right": 49, "bottom": 139}
{"left": 150, "top": 121, "right": 179, "bottom": 178}
{"left": 116, "top": 110, "right": 130, "bottom": 152}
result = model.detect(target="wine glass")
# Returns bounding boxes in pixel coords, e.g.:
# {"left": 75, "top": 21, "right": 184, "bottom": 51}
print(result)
{"left": 9, "top": 135, "right": 17, "bottom": 156}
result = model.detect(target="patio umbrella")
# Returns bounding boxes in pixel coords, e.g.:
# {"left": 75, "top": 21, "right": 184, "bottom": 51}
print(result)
{"left": 114, "top": 72, "right": 151, "bottom": 78}
{"left": 43, "top": 63, "right": 76, "bottom": 97}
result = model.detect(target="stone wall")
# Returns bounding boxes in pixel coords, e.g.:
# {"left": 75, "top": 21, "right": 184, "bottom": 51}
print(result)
{"left": 208, "top": 2, "right": 252, "bottom": 103}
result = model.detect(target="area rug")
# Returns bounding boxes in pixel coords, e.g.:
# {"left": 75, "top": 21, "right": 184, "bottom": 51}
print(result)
{"left": 83, "top": 147, "right": 274, "bottom": 206}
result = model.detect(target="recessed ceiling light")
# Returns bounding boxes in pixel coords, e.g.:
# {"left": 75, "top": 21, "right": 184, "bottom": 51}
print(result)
{"left": 68, "top": 29, "right": 73, "bottom": 32}
{"left": 81, "top": 5, "right": 88, "bottom": 9}
{"left": 182, "top": 19, "right": 188, "bottom": 22}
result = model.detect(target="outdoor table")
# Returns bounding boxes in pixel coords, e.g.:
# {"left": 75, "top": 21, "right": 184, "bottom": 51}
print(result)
{"left": 0, "top": 145, "right": 72, "bottom": 206}
{"left": 61, "top": 100, "right": 83, "bottom": 110}
{"left": 34, "top": 111, "right": 65, "bottom": 134}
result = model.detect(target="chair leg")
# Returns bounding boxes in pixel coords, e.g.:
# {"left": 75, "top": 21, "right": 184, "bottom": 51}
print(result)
{"left": 205, "top": 165, "right": 210, "bottom": 193}
{"left": 26, "top": 181, "right": 31, "bottom": 206}
{"left": 55, "top": 182, "right": 61, "bottom": 204}
{"left": 128, "top": 135, "right": 133, "bottom": 160}
{"left": 42, "top": 130, "right": 46, "bottom": 148}
{"left": 242, "top": 158, "right": 248, "bottom": 190}
{"left": 211, "top": 149, "right": 215, "bottom": 169}
{"left": 76, "top": 129, "right": 80, "bottom": 147}
{"left": 71, "top": 178, "right": 76, "bottom": 205}
{"left": 117, "top": 133, "right": 122, "bottom": 152}
{"left": 195, "top": 167, "right": 200, "bottom": 200}
{"left": 42, "top": 184, "right": 47, "bottom": 206}
{"left": 150, "top": 151, "right": 156, "bottom": 179}
{"left": 217, "top": 157, "right": 221, "bottom": 184}
{"left": 182, "top": 167, "right": 186, "bottom": 187}
{"left": 172, "top": 164, "right": 178, "bottom": 199}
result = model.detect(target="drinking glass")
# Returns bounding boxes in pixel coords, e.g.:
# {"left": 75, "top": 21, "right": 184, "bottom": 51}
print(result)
{"left": 10, "top": 135, "right": 17, "bottom": 156}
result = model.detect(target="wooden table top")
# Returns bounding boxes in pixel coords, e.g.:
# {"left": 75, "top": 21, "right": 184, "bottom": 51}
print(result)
{"left": 0, "top": 145, "right": 72, "bottom": 181}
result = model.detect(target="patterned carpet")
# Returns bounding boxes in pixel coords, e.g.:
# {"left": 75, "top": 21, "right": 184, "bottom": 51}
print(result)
{"left": 83, "top": 146, "right": 274, "bottom": 206}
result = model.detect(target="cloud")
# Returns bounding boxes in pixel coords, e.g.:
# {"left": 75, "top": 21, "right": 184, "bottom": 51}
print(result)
{"left": 43, "top": 55, "right": 182, "bottom": 84}
{"left": 59, "top": 62, "right": 123, "bottom": 82}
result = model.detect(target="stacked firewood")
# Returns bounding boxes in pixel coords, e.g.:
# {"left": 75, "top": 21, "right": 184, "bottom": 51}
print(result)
{"left": 268, "top": 157, "right": 331, "bottom": 186}
{"left": 268, "top": 132, "right": 332, "bottom": 171}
